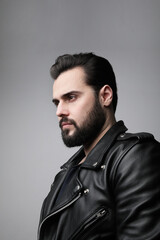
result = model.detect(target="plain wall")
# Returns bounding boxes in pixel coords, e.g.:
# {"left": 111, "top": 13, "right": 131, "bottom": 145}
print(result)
{"left": 1, "top": 0, "right": 160, "bottom": 239}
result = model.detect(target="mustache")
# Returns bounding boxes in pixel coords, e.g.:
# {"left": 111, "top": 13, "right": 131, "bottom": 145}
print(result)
{"left": 59, "top": 117, "right": 76, "bottom": 129}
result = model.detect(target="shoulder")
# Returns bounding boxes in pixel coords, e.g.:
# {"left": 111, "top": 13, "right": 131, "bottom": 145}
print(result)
{"left": 109, "top": 131, "right": 160, "bottom": 182}
{"left": 116, "top": 131, "right": 159, "bottom": 156}
{"left": 114, "top": 131, "right": 160, "bottom": 179}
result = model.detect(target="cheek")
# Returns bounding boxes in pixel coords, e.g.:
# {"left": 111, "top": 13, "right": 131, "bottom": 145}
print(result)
{"left": 70, "top": 94, "right": 96, "bottom": 122}
{"left": 75, "top": 103, "right": 94, "bottom": 123}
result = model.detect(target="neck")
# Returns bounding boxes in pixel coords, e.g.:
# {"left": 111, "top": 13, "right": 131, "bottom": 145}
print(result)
{"left": 83, "top": 115, "right": 116, "bottom": 157}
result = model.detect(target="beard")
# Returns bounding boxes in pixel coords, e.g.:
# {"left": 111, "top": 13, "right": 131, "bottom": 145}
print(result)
{"left": 59, "top": 97, "right": 106, "bottom": 147}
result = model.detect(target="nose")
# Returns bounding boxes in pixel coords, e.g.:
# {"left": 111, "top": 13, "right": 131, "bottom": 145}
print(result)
{"left": 56, "top": 101, "right": 69, "bottom": 118}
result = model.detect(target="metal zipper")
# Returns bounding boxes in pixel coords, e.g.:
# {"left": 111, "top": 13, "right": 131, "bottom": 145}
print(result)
{"left": 83, "top": 208, "right": 107, "bottom": 229}
{"left": 69, "top": 207, "right": 108, "bottom": 240}
{"left": 37, "top": 192, "right": 82, "bottom": 240}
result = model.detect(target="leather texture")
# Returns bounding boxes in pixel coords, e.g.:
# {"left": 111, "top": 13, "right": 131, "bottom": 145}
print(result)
{"left": 38, "top": 121, "right": 160, "bottom": 240}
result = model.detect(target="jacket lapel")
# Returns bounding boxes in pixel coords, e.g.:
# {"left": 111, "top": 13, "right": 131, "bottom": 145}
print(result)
{"left": 82, "top": 121, "right": 127, "bottom": 169}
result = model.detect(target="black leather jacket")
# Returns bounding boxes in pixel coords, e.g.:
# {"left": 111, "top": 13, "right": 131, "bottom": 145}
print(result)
{"left": 38, "top": 121, "right": 160, "bottom": 240}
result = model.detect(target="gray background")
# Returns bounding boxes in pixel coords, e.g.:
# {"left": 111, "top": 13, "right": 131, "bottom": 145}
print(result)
{"left": 1, "top": 0, "right": 160, "bottom": 239}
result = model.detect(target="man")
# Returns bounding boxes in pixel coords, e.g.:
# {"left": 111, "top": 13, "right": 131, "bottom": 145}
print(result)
{"left": 38, "top": 53, "right": 160, "bottom": 240}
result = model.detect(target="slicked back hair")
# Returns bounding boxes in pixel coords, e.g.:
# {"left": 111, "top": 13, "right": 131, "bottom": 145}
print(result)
{"left": 50, "top": 53, "right": 118, "bottom": 112}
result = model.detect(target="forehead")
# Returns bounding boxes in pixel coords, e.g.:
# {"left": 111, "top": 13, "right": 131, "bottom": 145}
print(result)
{"left": 53, "top": 67, "right": 88, "bottom": 98}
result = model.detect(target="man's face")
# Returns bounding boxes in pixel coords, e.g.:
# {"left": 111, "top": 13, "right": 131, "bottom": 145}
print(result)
{"left": 52, "top": 67, "right": 106, "bottom": 147}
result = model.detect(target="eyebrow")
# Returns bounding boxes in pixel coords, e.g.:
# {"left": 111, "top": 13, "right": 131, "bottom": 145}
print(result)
{"left": 52, "top": 90, "right": 82, "bottom": 104}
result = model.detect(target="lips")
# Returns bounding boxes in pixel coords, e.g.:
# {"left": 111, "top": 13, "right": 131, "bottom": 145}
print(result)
{"left": 59, "top": 118, "right": 76, "bottom": 129}
{"left": 61, "top": 122, "right": 73, "bottom": 128}
{"left": 59, "top": 119, "right": 73, "bottom": 129}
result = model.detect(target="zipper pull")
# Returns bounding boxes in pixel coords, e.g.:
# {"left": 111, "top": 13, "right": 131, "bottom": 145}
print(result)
{"left": 96, "top": 209, "right": 107, "bottom": 218}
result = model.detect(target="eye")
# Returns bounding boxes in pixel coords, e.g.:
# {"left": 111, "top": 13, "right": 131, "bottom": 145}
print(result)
{"left": 69, "top": 94, "right": 76, "bottom": 100}
{"left": 66, "top": 94, "right": 77, "bottom": 102}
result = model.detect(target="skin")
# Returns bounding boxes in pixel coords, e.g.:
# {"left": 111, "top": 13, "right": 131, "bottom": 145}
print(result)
{"left": 52, "top": 67, "right": 116, "bottom": 159}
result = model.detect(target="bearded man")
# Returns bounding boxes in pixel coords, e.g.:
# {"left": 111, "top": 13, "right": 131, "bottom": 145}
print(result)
{"left": 38, "top": 53, "right": 160, "bottom": 240}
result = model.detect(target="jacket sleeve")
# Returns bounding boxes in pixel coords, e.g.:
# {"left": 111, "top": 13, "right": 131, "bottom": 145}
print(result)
{"left": 114, "top": 139, "right": 160, "bottom": 240}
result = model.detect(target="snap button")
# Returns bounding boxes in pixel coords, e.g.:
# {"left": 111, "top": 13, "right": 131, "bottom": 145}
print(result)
{"left": 101, "top": 165, "right": 105, "bottom": 169}
{"left": 84, "top": 189, "right": 89, "bottom": 194}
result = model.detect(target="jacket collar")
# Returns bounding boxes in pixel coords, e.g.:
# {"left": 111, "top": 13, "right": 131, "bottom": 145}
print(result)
{"left": 61, "top": 121, "right": 127, "bottom": 170}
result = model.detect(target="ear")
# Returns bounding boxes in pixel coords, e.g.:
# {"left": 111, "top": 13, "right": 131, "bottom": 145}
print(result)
{"left": 99, "top": 85, "right": 113, "bottom": 107}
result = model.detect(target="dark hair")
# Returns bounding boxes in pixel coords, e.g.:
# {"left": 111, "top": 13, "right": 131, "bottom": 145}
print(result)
{"left": 50, "top": 52, "right": 118, "bottom": 112}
